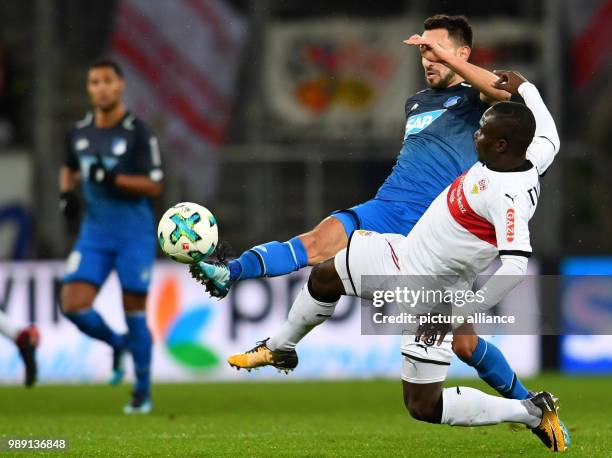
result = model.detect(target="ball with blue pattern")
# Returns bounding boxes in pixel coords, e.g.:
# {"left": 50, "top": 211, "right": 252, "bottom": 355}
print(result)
{"left": 157, "top": 202, "right": 218, "bottom": 264}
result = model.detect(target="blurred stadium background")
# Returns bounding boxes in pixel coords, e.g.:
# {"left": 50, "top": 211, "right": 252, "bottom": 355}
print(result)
{"left": 0, "top": 0, "right": 610, "bottom": 391}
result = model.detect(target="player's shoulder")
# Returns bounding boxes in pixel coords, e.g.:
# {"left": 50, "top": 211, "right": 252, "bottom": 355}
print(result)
{"left": 458, "top": 81, "right": 476, "bottom": 91}
{"left": 483, "top": 164, "right": 538, "bottom": 205}
{"left": 121, "top": 112, "right": 151, "bottom": 134}
{"left": 410, "top": 87, "right": 433, "bottom": 100}
{"left": 70, "top": 112, "right": 94, "bottom": 133}
{"left": 410, "top": 82, "right": 479, "bottom": 103}
{"left": 121, "top": 113, "right": 156, "bottom": 145}
{"left": 454, "top": 82, "right": 483, "bottom": 104}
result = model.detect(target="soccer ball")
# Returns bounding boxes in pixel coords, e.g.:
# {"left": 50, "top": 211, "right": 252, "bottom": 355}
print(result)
{"left": 158, "top": 202, "right": 218, "bottom": 264}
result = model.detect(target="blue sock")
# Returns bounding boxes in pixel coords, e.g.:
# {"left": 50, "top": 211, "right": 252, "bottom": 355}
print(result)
{"left": 65, "top": 309, "right": 124, "bottom": 349}
{"left": 126, "top": 313, "right": 152, "bottom": 396}
{"left": 229, "top": 237, "right": 308, "bottom": 281}
{"left": 466, "top": 337, "right": 530, "bottom": 400}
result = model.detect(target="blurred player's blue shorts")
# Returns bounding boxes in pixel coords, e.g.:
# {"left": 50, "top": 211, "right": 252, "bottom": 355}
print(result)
{"left": 332, "top": 198, "right": 427, "bottom": 237}
{"left": 63, "top": 232, "right": 156, "bottom": 294}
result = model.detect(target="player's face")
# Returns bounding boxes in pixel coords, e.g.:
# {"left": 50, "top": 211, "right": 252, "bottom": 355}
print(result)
{"left": 87, "top": 67, "right": 125, "bottom": 112}
{"left": 474, "top": 112, "right": 498, "bottom": 163}
{"left": 421, "top": 29, "right": 460, "bottom": 89}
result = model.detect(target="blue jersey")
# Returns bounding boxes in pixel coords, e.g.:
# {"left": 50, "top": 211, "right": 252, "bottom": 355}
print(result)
{"left": 375, "top": 82, "right": 487, "bottom": 211}
{"left": 64, "top": 112, "right": 163, "bottom": 246}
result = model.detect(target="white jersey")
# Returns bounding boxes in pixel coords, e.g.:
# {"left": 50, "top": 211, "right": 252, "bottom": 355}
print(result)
{"left": 396, "top": 160, "right": 539, "bottom": 280}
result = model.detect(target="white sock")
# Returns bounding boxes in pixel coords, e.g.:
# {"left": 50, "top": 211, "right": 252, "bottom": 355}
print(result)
{"left": 442, "top": 386, "right": 541, "bottom": 428}
{"left": 267, "top": 283, "right": 337, "bottom": 351}
{"left": 0, "top": 309, "right": 18, "bottom": 340}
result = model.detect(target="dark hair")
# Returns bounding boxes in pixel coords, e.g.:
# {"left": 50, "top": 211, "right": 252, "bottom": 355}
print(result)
{"left": 489, "top": 102, "right": 536, "bottom": 154}
{"left": 88, "top": 58, "right": 124, "bottom": 78}
{"left": 423, "top": 14, "right": 473, "bottom": 48}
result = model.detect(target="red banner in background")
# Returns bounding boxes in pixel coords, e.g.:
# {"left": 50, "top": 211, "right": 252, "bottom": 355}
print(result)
{"left": 572, "top": 0, "right": 612, "bottom": 88}
{"left": 111, "top": 0, "right": 247, "bottom": 199}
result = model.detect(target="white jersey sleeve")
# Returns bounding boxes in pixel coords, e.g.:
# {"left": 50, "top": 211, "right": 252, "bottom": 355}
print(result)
{"left": 520, "top": 82, "right": 560, "bottom": 176}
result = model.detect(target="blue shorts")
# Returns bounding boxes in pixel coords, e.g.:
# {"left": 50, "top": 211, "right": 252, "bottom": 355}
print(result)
{"left": 332, "top": 198, "right": 428, "bottom": 237}
{"left": 63, "top": 233, "right": 156, "bottom": 294}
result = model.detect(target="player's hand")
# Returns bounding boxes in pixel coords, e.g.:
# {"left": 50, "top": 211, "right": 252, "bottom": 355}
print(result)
{"left": 415, "top": 312, "right": 451, "bottom": 347}
{"left": 59, "top": 190, "right": 81, "bottom": 221}
{"left": 89, "top": 154, "right": 117, "bottom": 186}
{"left": 403, "top": 34, "right": 452, "bottom": 63}
{"left": 492, "top": 70, "right": 528, "bottom": 95}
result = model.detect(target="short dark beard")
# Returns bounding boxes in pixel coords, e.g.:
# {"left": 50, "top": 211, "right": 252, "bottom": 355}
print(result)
{"left": 97, "top": 99, "right": 119, "bottom": 113}
{"left": 427, "top": 69, "right": 457, "bottom": 89}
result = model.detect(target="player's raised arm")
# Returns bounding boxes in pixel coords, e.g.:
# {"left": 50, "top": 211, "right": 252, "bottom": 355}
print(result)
{"left": 404, "top": 34, "right": 510, "bottom": 103}
{"left": 493, "top": 70, "right": 561, "bottom": 175}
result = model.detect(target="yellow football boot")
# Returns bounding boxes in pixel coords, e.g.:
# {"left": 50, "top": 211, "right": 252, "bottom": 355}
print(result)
{"left": 227, "top": 339, "right": 298, "bottom": 373}
{"left": 530, "top": 392, "right": 569, "bottom": 452}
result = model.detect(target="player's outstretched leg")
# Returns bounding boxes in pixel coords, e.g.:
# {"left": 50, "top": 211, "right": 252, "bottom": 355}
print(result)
{"left": 61, "top": 282, "right": 127, "bottom": 382}
{"left": 0, "top": 311, "right": 39, "bottom": 387}
{"left": 403, "top": 382, "right": 568, "bottom": 452}
{"left": 227, "top": 258, "right": 344, "bottom": 371}
{"left": 123, "top": 296, "right": 153, "bottom": 414}
{"left": 190, "top": 217, "right": 348, "bottom": 298}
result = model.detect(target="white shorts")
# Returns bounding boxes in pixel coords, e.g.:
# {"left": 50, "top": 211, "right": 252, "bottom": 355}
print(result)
{"left": 333, "top": 230, "right": 406, "bottom": 298}
{"left": 400, "top": 334, "right": 453, "bottom": 384}
{"left": 334, "top": 230, "right": 454, "bottom": 384}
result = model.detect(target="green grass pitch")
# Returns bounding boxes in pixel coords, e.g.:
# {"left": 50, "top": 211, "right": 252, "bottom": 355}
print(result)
{"left": 0, "top": 374, "right": 609, "bottom": 456}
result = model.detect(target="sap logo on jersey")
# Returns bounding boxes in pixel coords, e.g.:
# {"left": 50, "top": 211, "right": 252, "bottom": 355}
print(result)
{"left": 404, "top": 109, "right": 446, "bottom": 139}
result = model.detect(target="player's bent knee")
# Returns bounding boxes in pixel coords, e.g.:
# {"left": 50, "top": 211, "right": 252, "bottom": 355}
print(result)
{"left": 452, "top": 343, "right": 473, "bottom": 362}
{"left": 309, "top": 260, "right": 343, "bottom": 302}
{"left": 403, "top": 396, "right": 440, "bottom": 423}
{"left": 402, "top": 382, "right": 443, "bottom": 424}
{"left": 123, "top": 292, "right": 148, "bottom": 313}
{"left": 452, "top": 335, "right": 476, "bottom": 362}
{"left": 60, "top": 283, "right": 96, "bottom": 313}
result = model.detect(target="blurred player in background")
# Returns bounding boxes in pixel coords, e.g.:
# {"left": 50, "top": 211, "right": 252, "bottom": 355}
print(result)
{"left": 304, "top": 71, "right": 568, "bottom": 452}
{"left": 0, "top": 311, "right": 38, "bottom": 386}
{"left": 193, "top": 15, "right": 536, "bottom": 405}
{"left": 59, "top": 59, "right": 163, "bottom": 414}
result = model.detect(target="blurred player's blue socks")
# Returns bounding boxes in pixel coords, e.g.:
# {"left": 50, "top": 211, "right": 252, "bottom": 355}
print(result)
{"left": 229, "top": 237, "right": 308, "bottom": 281}
{"left": 65, "top": 309, "right": 125, "bottom": 350}
{"left": 126, "top": 313, "right": 152, "bottom": 396}
{"left": 466, "top": 337, "right": 529, "bottom": 400}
